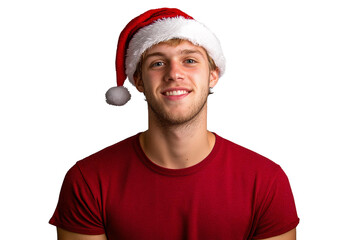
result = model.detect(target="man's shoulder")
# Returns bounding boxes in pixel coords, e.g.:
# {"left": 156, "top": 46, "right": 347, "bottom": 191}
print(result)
{"left": 215, "top": 134, "right": 281, "bottom": 173}
{"left": 76, "top": 133, "right": 140, "bottom": 170}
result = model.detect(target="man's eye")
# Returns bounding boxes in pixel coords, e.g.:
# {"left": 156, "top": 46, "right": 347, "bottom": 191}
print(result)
{"left": 185, "top": 59, "right": 196, "bottom": 64}
{"left": 151, "top": 61, "right": 164, "bottom": 67}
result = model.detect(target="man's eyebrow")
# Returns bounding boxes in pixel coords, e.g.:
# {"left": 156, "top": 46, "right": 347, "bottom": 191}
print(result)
{"left": 143, "top": 52, "right": 166, "bottom": 62}
{"left": 180, "top": 49, "right": 206, "bottom": 57}
{"left": 144, "top": 49, "right": 206, "bottom": 62}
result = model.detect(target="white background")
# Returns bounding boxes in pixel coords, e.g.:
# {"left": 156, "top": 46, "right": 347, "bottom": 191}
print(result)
{"left": 1, "top": 0, "right": 359, "bottom": 239}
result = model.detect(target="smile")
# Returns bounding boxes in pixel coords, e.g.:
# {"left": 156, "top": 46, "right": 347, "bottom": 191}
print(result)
{"left": 164, "top": 90, "right": 189, "bottom": 96}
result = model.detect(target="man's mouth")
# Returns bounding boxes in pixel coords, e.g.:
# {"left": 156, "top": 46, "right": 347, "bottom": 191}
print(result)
{"left": 164, "top": 90, "right": 189, "bottom": 96}
{"left": 161, "top": 88, "right": 191, "bottom": 97}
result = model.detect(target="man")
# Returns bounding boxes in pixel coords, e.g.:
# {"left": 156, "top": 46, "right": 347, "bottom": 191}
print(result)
{"left": 50, "top": 8, "right": 299, "bottom": 240}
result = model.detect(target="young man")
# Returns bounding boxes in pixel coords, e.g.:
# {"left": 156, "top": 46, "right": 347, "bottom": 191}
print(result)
{"left": 50, "top": 8, "right": 299, "bottom": 240}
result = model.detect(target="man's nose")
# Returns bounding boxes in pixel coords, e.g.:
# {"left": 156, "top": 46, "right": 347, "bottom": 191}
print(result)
{"left": 165, "top": 61, "right": 184, "bottom": 81}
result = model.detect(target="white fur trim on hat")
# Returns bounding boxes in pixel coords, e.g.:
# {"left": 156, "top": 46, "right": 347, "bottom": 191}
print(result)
{"left": 125, "top": 17, "right": 225, "bottom": 85}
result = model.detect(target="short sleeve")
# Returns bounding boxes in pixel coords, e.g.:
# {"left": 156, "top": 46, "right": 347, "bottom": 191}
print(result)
{"left": 252, "top": 167, "right": 299, "bottom": 239}
{"left": 49, "top": 163, "right": 105, "bottom": 235}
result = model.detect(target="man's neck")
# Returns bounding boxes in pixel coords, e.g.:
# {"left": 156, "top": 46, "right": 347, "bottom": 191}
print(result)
{"left": 139, "top": 108, "right": 215, "bottom": 169}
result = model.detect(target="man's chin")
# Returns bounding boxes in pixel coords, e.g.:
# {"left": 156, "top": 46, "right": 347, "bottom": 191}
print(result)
{"left": 149, "top": 105, "right": 207, "bottom": 127}
{"left": 146, "top": 92, "right": 208, "bottom": 127}
{"left": 154, "top": 113, "right": 195, "bottom": 126}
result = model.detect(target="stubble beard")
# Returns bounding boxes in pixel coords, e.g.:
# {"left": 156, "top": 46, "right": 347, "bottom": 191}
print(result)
{"left": 144, "top": 86, "right": 210, "bottom": 128}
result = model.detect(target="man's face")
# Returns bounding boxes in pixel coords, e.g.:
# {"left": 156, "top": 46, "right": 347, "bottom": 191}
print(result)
{"left": 134, "top": 40, "right": 219, "bottom": 126}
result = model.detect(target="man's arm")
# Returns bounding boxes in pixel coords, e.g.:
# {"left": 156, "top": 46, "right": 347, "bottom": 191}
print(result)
{"left": 257, "top": 228, "right": 296, "bottom": 240}
{"left": 57, "top": 228, "right": 107, "bottom": 240}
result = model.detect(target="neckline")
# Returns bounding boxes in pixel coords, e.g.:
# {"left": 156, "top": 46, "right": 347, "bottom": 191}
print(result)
{"left": 133, "top": 132, "right": 222, "bottom": 177}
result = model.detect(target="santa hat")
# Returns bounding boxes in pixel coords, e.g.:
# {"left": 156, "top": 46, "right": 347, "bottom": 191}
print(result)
{"left": 105, "top": 8, "right": 226, "bottom": 106}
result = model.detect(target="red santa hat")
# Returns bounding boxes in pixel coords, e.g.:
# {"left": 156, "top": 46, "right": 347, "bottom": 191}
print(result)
{"left": 105, "top": 8, "right": 226, "bottom": 106}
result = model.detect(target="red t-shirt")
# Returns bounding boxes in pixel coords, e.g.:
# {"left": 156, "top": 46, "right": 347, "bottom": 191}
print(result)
{"left": 50, "top": 133, "right": 299, "bottom": 239}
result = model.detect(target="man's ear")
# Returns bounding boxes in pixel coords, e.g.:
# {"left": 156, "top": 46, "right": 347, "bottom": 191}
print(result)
{"left": 134, "top": 74, "right": 145, "bottom": 93}
{"left": 209, "top": 68, "right": 219, "bottom": 88}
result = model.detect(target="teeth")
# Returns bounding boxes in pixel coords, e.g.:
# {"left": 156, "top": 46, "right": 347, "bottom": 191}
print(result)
{"left": 165, "top": 90, "right": 188, "bottom": 96}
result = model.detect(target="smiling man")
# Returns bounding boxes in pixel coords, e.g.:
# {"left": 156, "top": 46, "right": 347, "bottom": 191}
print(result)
{"left": 50, "top": 8, "right": 299, "bottom": 240}
{"left": 137, "top": 41, "right": 216, "bottom": 126}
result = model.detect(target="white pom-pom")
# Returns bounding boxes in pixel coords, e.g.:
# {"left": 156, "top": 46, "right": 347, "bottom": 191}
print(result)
{"left": 105, "top": 86, "right": 131, "bottom": 106}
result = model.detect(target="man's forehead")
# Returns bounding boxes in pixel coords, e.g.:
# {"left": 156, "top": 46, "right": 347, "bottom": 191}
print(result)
{"left": 144, "top": 40, "right": 207, "bottom": 58}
